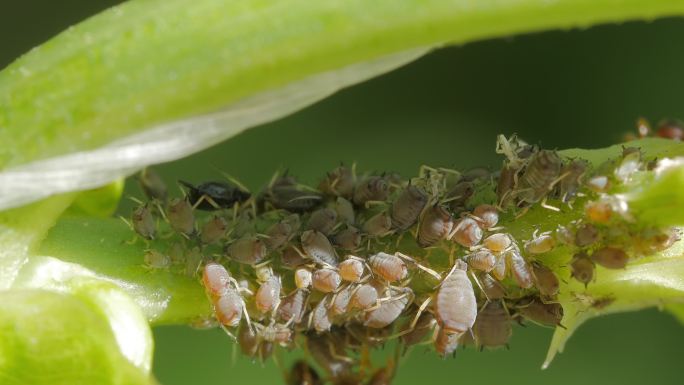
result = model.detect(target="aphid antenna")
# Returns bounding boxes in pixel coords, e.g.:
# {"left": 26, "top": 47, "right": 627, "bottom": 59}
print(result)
{"left": 394, "top": 252, "right": 442, "bottom": 281}
{"left": 469, "top": 271, "right": 490, "bottom": 302}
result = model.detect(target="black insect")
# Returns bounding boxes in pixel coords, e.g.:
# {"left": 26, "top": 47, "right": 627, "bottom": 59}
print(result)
{"left": 179, "top": 180, "right": 251, "bottom": 211}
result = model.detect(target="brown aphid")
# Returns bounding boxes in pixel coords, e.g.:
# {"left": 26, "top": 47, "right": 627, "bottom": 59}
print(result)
{"left": 312, "top": 268, "right": 342, "bottom": 293}
{"left": 227, "top": 236, "right": 267, "bottom": 265}
{"left": 586, "top": 175, "right": 611, "bottom": 193}
{"left": 506, "top": 249, "right": 534, "bottom": 289}
{"left": 447, "top": 181, "right": 475, "bottom": 212}
{"left": 519, "top": 150, "right": 562, "bottom": 203}
{"left": 200, "top": 216, "right": 227, "bottom": 245}
{"left": 656, "top": 119, "right": 684, "bottom": 140}
{"left": 364, "top": 287, "right": 413, "bottom": 328}
{"left": 450, "top": 217, "right": 482, "bottom": 248}
{"left": 517, "top": 298, "right": 564, "bottom": 327}
{"left": 555, "top": 225, "right": 575, "bottom": 245}
{"left": 367, "top": 365, "right": 396, "bottom": 385}
{"left": 339, "top": 258, "right": 365, "bottom": 282}
{"left": 478, "top": 272, "right": 506, "bottom": 300}
{"left": 472, "top": 204, "right": 499, "bottom": 229}
{"left": 259, "top": 341, "right": 274, "bottom": 362}
{"left": 332, "top": 226, "right": 362, "bottom": 251}
{"left": 319, "top": 165, "right": 355, "bottom": 198}
{"left": 585, "top": 200, "right": 613, "bottom": 223}
{"left": 214, "top": 289, "right": 243, "bottom": 327}
{"left": 307, "top": 208, "right": 338, "bottom": 235}
{"left": 143, "top": 249, "right": 171, "bottom": 269}
{"left": 570, "top": 253, "right": 594, "bottom": 286}
{"left": 202, "top": 262, "right": 231, "bottom": 297}
{"left": 483, "top": 233, "right": 511, "bottom": 253}
{"left": 278, "top": 288, "right": 309, "bottom": 324}
{"left": 138, "top": 168, "right": 168, "bottom": 202}
{"left": 301, "top": 230, "right": 339, "bottom": 267}
{"left": 369, "top": 252, "right": 407, "bottom": 282}
{"left": 288, "top": 360, "right": 322, "bottom": 385}
{"left": 312, "top": 298, "right": 333, "bottom": 333}
{"left": 351, "top": 283, "right": 378, "bottom": 310}
{"left": 496, "top": 166, "right": 516, "bottom": 206}
{"left": 335, "top": 197, "right": 355, "bottom": 225}
{"left": 263, "top": 176, "right": 323, "bottom": 213}
{"left": 363, "top": 211, "right": 393, "bottom": 237}
{"left": 168, "top": 242, "right": 185, "bottom": 265}
{"left": 531, "top": 262, "right": 560, "bottom": 297}
{"left": 132, "top": 204, "right": 156, "bottom": 240}
{"left": 418, "top": 205, "right": 454, "bottom": 248}
{"left": 591, "top": 247, "right": 629, "bottom": 269}
{"left": 281, "top": 246, "right": 309, "bottom": 268}
{"left": 238, "top": 324, "right": 259, "bottom": 357}
{"left": 330, "top": 285, "right": 353, "bottom": 316}
{"left": 306, "top": 335, "right": 352, "bottom": 379}
{"left": 525, "top": 232, "right": 556, "bottom": 254}
{"left": 391, "top": 185, "right": 428, "bottom": 230}
{"left": 400, "top": 312, "right": 436, "bottom": 347}
{"left": 473, "top": 301, "right": 511, "bottom": 349}
{"left": 184, "top": 247, "right": 204, "bottom": 278}
{"left": 434, "top": 329, "right": 461, "bottom": 358}
{"left": 575, "top": 223, "right": 600, "bottom": 247}
{"left": 558, "top": 159, "right": 588, "bottom": 202}
{"left": 353, "top": 176, "right": 389, "bottom": 206}
{"left": 255, "top": 275, "right": 282, "bottom": 313}
{"left": 467, "top": 250, "right": 497, "bottom": 272}
{"left": 265, "top": 214, "right": 300, "bottom": 250}
{"left": 295, "top": 267, "right": 313, "bottom": 289}
{"left": 491, "top": 254, "right": 507, "bottom": 281}
{"left": 167, "top": 198, "right": 195, "bottom": 235}
{"left": 434, "top": 260, "right": 477, "bottom": 333}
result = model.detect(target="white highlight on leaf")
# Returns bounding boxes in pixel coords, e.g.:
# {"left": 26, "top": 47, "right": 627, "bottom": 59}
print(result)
{"left": 0, "top": 48, "right": 431, "bottom": 210}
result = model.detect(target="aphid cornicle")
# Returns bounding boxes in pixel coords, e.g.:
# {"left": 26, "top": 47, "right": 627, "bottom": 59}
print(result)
{"left": 264, "top": 214, "right": 300, "bottom": 250}
{"left": 179, "top": 180, "right": 251, "bottom": 211}
{"left": 570, "top": 253, "right": 594, "bottom": 286}
{"left": 288, "top": 360, "right": 322, "bottom": 385}
{"left": 435, "top": 260, "right": 477, "bottom": 334}
{"left": 363, "top": 211, "right": 393, "bottom": 237}
{"left": 144, "top": 250, "right": 171, "bottom": 269}
{"left": 518, "top": 149, "right": 562, "bottom": 203}
{"left": 301, "top": 230, "right": 339, "bottom": 267}
{"left": 364, "top": 287, "right": 413, "bottom": 328}
{"left": 202, "top": 262, "right": 231, "bottom": 297}
{"left": 312, "top": 268, "right": 342, "bottom": 293}
{"left": 472, "top": 204, "right": 499, "bottom": 229}
{"left": 525, "top": 232, "right": 556, "bottom": 254}
{"left": 255, "top": 275, "right": 282, "bottom": 313}
{"left": 167, "top": 198, "right": 195, "bottom": 236}
{"left": 200, "top": 216, "right": 227, "bottom": 245}
{"left": 312, "top": 298, "right": 332, "bottom": 333}
{"left": 369, "top": 252, "right": 407, "bottom": 282}
{"left": 350, "top": 283, "right": 378, "bottom": 310}
{"left": 591, "top": 246, "right": 629, "bottom": 269}
{"left": 473, "top": 301, "right": 511, "bottom": 349}
{"left": 295, "top": 267, "right": 313, "bottom": 289}
{"left": 505, "top": 249, "right": 534, "bottom": 289}
{"left": 131, "top": 204, "right": 156, "bottom": 240}
{"left": 434, "top": 329, "right": 461, "bottom": 358}
{"left": 339, "top": 258, "right": 365, "bottom": 282}
{"left": 418, "top": 205, "right": 454, "bottom": 248}
{"left": 138, "top": 168, "right": 168, "bottom": 202}
{"left": 332, "top": 226, "right": 362, "bottom": 251}
{"left": 517, "top": 297, "right": 564, "bottom": 327}
{"left": 531, "top": 262, "right": 560, "bottom": 297}
{"left": 278, "top": 288, "right": 308, "bottom": 324}
{"left": 353, "top": 176, "right": 389, "bottom": 206}
{"left": 483, "top": 233, "right": 512, "bottom": 253}
{"left": 451, "top": 217, "right": 483, "bottom": 248}
{"left": 391, "top": 185, "right": 428, "bottom": 230}
{"left": 575, "top": 223, "right": 600, "bottom": 247}
{"left": 318, "top": 165, "right": 355, "bottom": 198}
{"left": 226, "top": 236, "right": 267, "bottom": 265}
{"left": 306, "top": 208, "right": 338, "bottom": 235}
{"left": 467, "top": 249, "right": 497, "bottom": 272}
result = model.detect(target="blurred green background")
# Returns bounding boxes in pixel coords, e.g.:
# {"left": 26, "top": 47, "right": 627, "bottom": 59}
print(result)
{"left": 2, "top": 2, "right": 683, "bottom": 384}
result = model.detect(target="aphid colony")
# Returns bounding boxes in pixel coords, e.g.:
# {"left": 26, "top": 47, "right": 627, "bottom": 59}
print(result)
{"left": 128, "top": 135, "right": 679, "bottom": 385}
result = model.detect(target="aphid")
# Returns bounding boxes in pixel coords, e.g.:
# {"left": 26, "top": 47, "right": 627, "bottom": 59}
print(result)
{"left": 257, "top": 322, "right": 293, "bottom": 345}
{"left": 238, "top": 324, "right": 259, "bottom": 357}
{"left": 364, "top": 287, "right": 413, "bottom": 328}
{"left": 418, "top": 205, "right": 454, "bottom": 248}
{"left": 301, "top": 230, "right": 339, "bottom": 267}
{"left": 462, "top": 167, "right": 491, "bottom": 182}
{"left": 255, "top": 275, "right": 282, "bottom": 313}
{"left": 312, "top": 268, "right": 342, "bottom": 293}
{"left": 295, "top": 267, "right": 313, "bottom": 289}
{"left": 179, "top": 180, "right": 251, "bottom": 211}
{"left": 259, "top": 341, "right": 274, "bottom": 362}
{"left": 214, "top": 290, "right": 243, "bottom": 327}
{"left": 332, "top": 226, "right": 362, "bottom": 251}
{"left": 472, "top": 204, "right": 499, "bottom": 229}
{"left": 184, "top": 247, "right": 204, "bottom": 277}
{"left": 226, "top": 236, "right": 267, "bottom": 265}
{"left": 570, "top": 253, "right": 594, "bottom": 286}
{"left": 363, "top": 211, "right": 393, "bottom": 237}
{"left": 131, "top": 204, "right": 156, "bottom": 240}
{"left": 350, "top": 283, "right": 378, "bottom": 310}
{"left": 491, "top": 254, "right": 507, "bottom": 281}
{"left": 138, "top": 168, "right": 167, "bottom": 202}
{"left": 168, "top": 242, "right": 185, "bottom": 265}
{"left": 353, "top": 176, "right": 389, "bottom": 206}
{"left": 330, "top": 285, "right": 353, "bottom": 316}
{"left": 505, "top": 249, "right": 533, "bottom": 289}
{"left": 615, "top": 149, "right": 641, "bottom": 182}
{"left": 263, "top": 175, "right": 323, "bottom": 213}
{"left": 473, "top": 301, "right": 511, "bottom": 349}
{"left": 525, "top": 232, "right": 555, "bottom": 254}
{"left": 591, "top": 247, "right": 629, "bottom": 269}
{"left": 335, "top": 197, "right": 355, "bottom": 225}
{"left": 483, "top": 233, "right": 512, "bottom": 253}
{"left": 496, "top": 166, "right": 516, "bottom": 206}
{"left": 202, "top": 262, "right": 232, "bottom": 297}
{"left": 306, "top": 335, "right": 352, "bottom": 379}
{"left": 287, "top": 360, "right": 322, "bottom": 385}
{"left": 450, "top": 217, "right": 482, "bottom": 248}
{"left": 575, "top": 223, "right": 600, "bottom": 247}
{"left": 339, "top": 257, "right": 365, "bottom": 282}
{"left": 558, "top": 159, "right": 588, "bottom": 202}
{"left": 143, "top": 249, "right": 171, "bottom": 269}
{"left": 518, "top": 150, "right": 562, "bottom": 203}
{"left": 264, "top": 214, "right": 301, "bottom": 250}
{"left": 467, "top": 250, "right": 497, "bottom": 272}
{"left": 585, "top": 200, "right": 613, "bottom": 223}
{"left": 478, "top": 272, "right": 506, "bottom": 300}
{"left": 531, "top": 262, "right": 560, "bottom": 297}
{"left": 281, "top": 246, "right": 309, "bottom": 268}
{"left": 656, "top": 119, "right": 684, "bottom": 140}
{"left": 167, "top": 198, "right": 195, "bottom": 236}
{"left": 555, "top": 225, "right": 574, "bottom": 245}
{"left": 586, "top": 175, "right": 610, "bottom": 193}
{"left": 447, "top": 181, "right": 475, "bottom": 212}
{"left": 307, "top": 208, "right": 338, "bottom": 235}
{"left": 400, "top": 312, "right": 436, "bottom": 347}
{"left": 516, "top": 297, "right": 564, "bottom": 327}
{"left": 278, "top": 288, "right": 309, "bottom": 324}
{"left": 369, "top": 252, "right": 407, "bottom": 282}
{"left": 434, "top": 328, "right": 461, "bottom": 358}
{"left": 391, "top": 185, "right": 428, "bottom": 230}
{"left": 200, "top": 216, "right": 227, "bottom": 245}
{"left": 434, "top": 260, "right": 477, "bottom": 333}
{"left": 319, "top": 165, "right": 355, "bottom": 198}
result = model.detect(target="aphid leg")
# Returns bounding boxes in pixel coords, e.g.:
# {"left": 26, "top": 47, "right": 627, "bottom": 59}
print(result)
{"left": 118, "top": 216, "right": 140, "bottom": 245}
{"left": 395, "top": 252, "right": 441, "bottom": 281}
{"left": 540, "top": 197, "right": 561, "bottom": 212}
{"left": 470, "top": 271, "right": 490, "bottom": 302}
